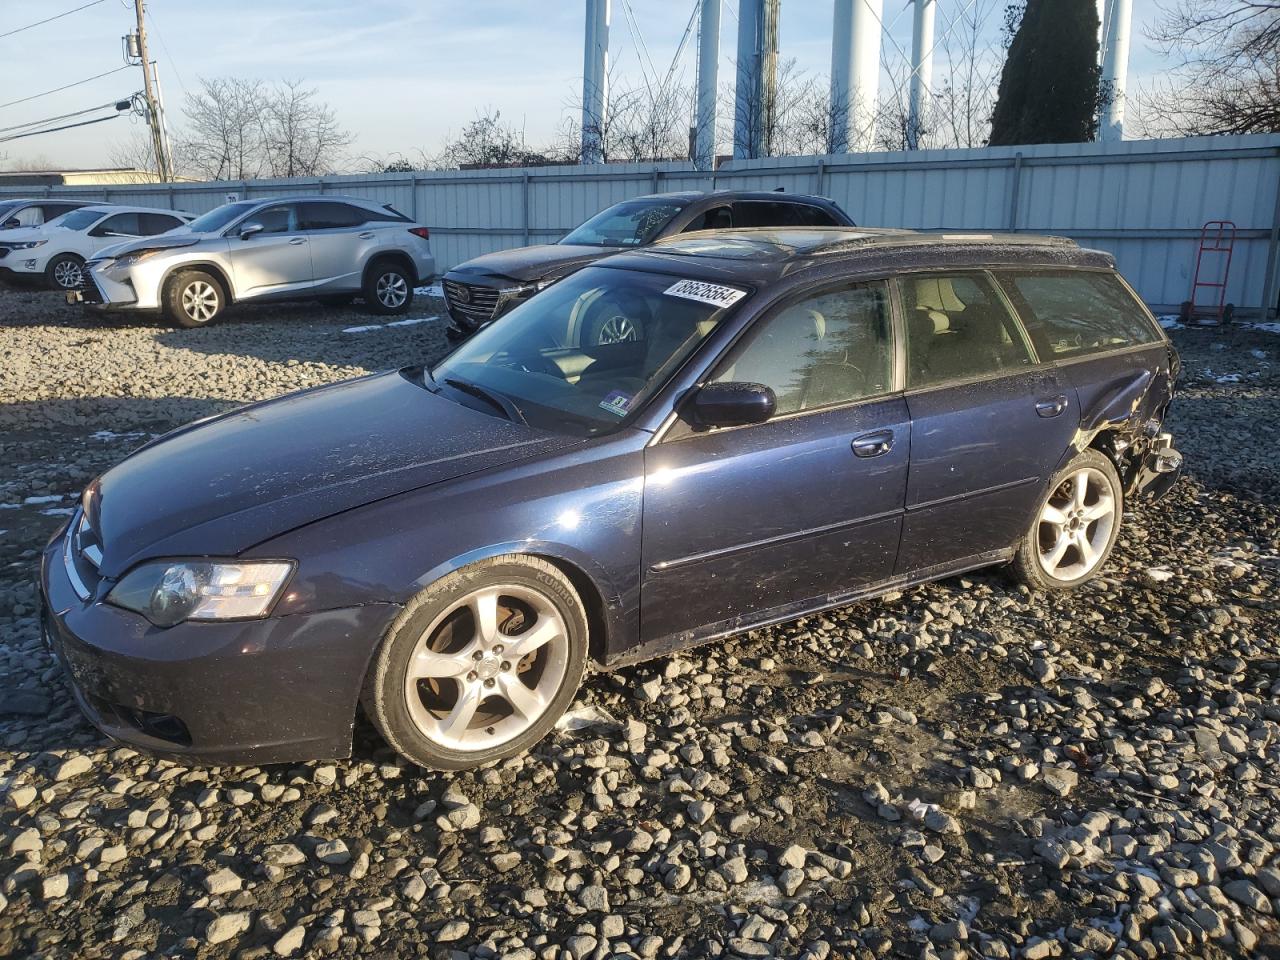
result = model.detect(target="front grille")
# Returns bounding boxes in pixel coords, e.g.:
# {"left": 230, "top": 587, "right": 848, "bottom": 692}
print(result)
{"left": 63, "top": 509, "right": 102, "bottom": 600}
{"left": 79, "top": 270, "right": 105, "bottom": 304}
{"left": 443, "top": 280, "right": 501, "bottom": 325}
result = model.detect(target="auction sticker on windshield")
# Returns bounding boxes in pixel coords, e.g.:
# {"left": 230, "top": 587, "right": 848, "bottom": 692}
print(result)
{"left": 598, "top": 390, "right": 633, "bottom": 417}
{"left": 664, "top": 279, "right": 747, "bottom": 308}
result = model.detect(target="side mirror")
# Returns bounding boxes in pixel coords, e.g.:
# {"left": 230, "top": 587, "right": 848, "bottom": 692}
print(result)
{"left": 688, "top": 381, "right": 776, "bottom": 428}
{"left": 238, "top": 222, "right": 265, "bottom": 240}
{"left": 1, "top": 218, "right": 19, "bottom": 229}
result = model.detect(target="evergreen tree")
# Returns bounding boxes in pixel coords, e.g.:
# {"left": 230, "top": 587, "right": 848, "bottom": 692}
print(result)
{"left": 989, "top": 0, "right": 1102, "bottom": 145}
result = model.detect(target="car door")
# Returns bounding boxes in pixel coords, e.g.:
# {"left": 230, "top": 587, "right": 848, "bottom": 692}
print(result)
{"left": 299, "top": 201, "right": 368, "bottom": 291}
{"left": 226, "top": 202, "right": 313, "bottom": 299}
{"left": 641, "top": 279, "right": 909, "bottom": 643}
{"left": 139, "top": 212, "right": 185, "bottom": 236}
{"left": 895, "top": 271, "right": 1078, "bottom": 575}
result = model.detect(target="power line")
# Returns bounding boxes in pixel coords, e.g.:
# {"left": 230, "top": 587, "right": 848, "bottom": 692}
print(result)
{"left": 0, "top": 113, "right": 123, "bottom": 145}
{"left": 0, "top": 66, "right": 133, "bottom": 111}
{"left": 0, "top": 99, "right": 134, "bottom": 137}
{"left": 0, "top": 0, "right": 109, "bottom": 40}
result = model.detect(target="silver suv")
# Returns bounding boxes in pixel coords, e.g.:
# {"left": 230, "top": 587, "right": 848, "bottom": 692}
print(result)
{"left": 72, "top": 195, "right": 435, "bottom": 327}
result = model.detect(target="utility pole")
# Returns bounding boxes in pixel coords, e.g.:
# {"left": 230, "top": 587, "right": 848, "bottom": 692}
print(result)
{"left": 129, "top": 0, "right": 171, "bottom": 182}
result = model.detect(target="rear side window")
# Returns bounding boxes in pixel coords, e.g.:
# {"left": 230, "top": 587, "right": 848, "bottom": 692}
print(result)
{"left": 140, "top": 213, "right": 182, "bottom": 234}
{"left": 899, "top": 273, "right": 1033, "bottom": 389}
{"left": 714, "top": 281, "right": 893, "bottom": 414}
{"left": 299, "top": 201, "right": 367, "bottom": 230}
{"left": 732, "top": 201, "right": 840, "bottom": 228}
{"left": 996, "top": 271, "right": 1160, "bottom": 359}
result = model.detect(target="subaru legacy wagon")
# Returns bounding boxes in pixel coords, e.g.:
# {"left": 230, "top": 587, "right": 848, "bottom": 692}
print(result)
{"left": 41, "top": 228, "right": 1181, "bottom": 770}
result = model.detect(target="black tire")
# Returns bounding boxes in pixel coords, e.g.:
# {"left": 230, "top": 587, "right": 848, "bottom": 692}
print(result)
{"left": 363, "top": 259, "right": 415, "bottom": 315}
{"left": 1011, "top": 448, "right": 1124, "bottom": 592}
{"left": 163, "top": 270, "right": 226, "bottom": 328}
{"left": 361, "top": 555, "right": 588, "bottom": 770}
{"left": 45, "top": 253, "right": 85, "bottom": 291}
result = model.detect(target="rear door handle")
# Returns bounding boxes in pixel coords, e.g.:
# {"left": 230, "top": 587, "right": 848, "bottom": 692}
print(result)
{"left": 1035, "top": 395, "right": 1068, "bottom": 418}
{"left": 852, "top": 430, "right": 894, "bottom": 458}
{"left": 288, "top": 237, "right": 308, "bottom": 245}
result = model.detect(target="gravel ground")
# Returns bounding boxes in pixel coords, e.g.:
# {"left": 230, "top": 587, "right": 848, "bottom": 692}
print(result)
{"left": 0, "top": 283, "right": 1277, "bottom": 960}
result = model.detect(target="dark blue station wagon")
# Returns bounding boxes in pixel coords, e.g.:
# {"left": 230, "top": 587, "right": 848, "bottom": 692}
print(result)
{"left": 41, "top": 228, "right": 1182, "bottom": 769}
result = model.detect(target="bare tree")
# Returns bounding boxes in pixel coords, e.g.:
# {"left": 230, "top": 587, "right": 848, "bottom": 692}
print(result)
{"left": 436, "top": 109, "right": 551, "bottom": 169}
{"left": 108, "top": 129, "right": 163, "bottom": 177}
{"left": 177, "top": 77, "right": 267, "bottom": 180}
{"left": 259, "top": 80, "right": 351, "bottom": 178}
{"left": 1137, "top": 2, "right": 1280, "bottom": 135}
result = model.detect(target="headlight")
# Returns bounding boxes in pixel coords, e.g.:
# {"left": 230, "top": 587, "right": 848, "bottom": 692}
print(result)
{"left": 11, "top": 240, "right": 46, "bottom": 250}
{"left": 112, "top": 248, "right": 163, "bottom": 268}
{"left": 108, "top": 560, "right": 294, "bottom": 627}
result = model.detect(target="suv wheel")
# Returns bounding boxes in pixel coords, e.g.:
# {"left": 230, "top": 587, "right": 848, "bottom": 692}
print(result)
{"left": 46, "top": 254, "right": 85, "bottom": 290}
{"left": 1012, "top": 448, "right": 1123, "bottom": 591}
{"left": 361, "top": 555, "right": 588, "bottom": 770}
{"left": 164, "top": 270, "right": 226, "bottom": 328}
{"left": 364, "top": 260, "right": 414, "bottom": 315}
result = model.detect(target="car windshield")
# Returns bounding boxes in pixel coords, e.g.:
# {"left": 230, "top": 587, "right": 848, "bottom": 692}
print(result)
{"left": 431, "top": 266, "right": 746, "bottom": 435}
{"left": 47, "top": 209, "right": 104, "bottom": 231}
{"left": 561, "top": 199, "right": 686, "bottom": 247}
{"left": 0, "top": 201, "right": 20, "bottom": 220}
{"left": 185, "top": 201, "right": 258, "bottom": 234}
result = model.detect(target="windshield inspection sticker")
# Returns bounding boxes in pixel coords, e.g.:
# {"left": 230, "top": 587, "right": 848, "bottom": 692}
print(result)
{"left": 664, "top": 279, "right": 747, "bottom": 308}
{"left": 599, "top": 390, "right": 634, "bottom": 417}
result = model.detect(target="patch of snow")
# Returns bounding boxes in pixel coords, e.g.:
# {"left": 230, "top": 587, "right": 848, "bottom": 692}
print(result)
{"left": 1250, "top": 348, "right": 1269, "bottom": 361}
{"left": 90, "top": 430, "right": 148, "bottom": 441}
{"left": 418, "top": 281, "right": 444, "bottom": 298}
{"left": 555, "top": 704, "right": 619, "bottom": 731}
{"left": 41, "top": 507, "right": 75, "bottom": 517}
{"left": 1240, "top": 322, "right": 1280, "bottom": 335}
{"left": 23, "top": 495, "right": 64, "bottom": 505}
{"left": 1145, "top": 568, "right": 1175, "bottom": 583}
{"left": 344, "top": 315, "right": 439, "bottom": 333}
{"left": 1212, "top": 373, "right": 1242, "bottom": 384}
{"left": 1157, "top": 316, "right": 1184, "bottom": 330}
{"left": 341, "top": 324, "right": 383, "bottom": 334}
{"left": 387, "top": 315, "right": 438, "bottom": 327}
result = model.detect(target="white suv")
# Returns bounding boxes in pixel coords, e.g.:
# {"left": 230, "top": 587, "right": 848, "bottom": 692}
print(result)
{"left": 72, "top": 195, "right": 436, "bottom": 327}
{"left": 0, "top": 205, "right": 192, "bottom": 290}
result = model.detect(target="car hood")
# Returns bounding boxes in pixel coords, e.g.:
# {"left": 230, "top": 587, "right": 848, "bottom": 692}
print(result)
{"left": 95, "top": 233, "right": 203, "bottom": 260}
{"left": 90, "top": 370, "right": 579, "bottom": 577}
{"left": 0, "top": 227, "right": 49, "bottom": 244}
{"left": 446, "top": 243, "right": 614, "bottom": 283}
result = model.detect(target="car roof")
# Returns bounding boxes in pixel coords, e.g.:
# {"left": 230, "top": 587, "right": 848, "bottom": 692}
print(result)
{"left": 631, "top": 189, "right": 840, "bottom": 206}
{"left": 596, "top": 227, "right": 1115, "bottom": 284}
{"left": 76, "top": 204, "right": 191, "bottom": 216}
{"left": 243, "top": 195, "right": 387, "bottom": 206}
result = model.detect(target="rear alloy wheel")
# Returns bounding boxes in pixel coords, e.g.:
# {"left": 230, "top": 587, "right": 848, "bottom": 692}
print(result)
{"left": 362, "top": 556, "right": 588, "bottom": 769}
{"left": 164, "top": 270, "right": 225, "bottom": 328}
{"left": 363, "top": 260, "right": 414, "bottom": 315}
{"left": 46, "top": 254, "right": 85, "bottom": 291}
{"left": 1012, "top": 449, "right": 1123, "bottom": 591}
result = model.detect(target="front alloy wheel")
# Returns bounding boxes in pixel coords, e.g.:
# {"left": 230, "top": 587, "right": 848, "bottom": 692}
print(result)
{"left": 164, "top": 269, "right": 226, "bottom": 327}
{"left": 182, "top": 280, "right": 220, "bottom": 324}
{"left": 47, "top": 255, "right": 84, "bottom": 290}
{"left": 362, "top": 556, "right": 588, "bottom": 769}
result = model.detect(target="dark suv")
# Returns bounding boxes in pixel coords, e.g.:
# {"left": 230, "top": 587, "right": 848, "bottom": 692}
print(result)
{"left": 441, "top": 190, "right": 854, "bottom": 340}
{"left": 41, "top": 228, "right": 1180, "bottom": 770}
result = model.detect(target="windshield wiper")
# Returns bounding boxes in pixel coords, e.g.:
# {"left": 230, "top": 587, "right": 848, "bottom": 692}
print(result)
{"left": 441, "top": 377, "right": 527, "bottom": 424}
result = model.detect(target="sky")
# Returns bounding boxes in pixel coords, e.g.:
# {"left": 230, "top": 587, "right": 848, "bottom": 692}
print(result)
{"left": 0, "top": 0, "right": 1170, "bottom": 171}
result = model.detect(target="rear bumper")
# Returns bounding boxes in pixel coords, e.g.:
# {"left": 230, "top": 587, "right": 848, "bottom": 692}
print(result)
{"left": 40, "top": 529, "right": 401, "bottom": 765}
{"left": 1131, "top": 432, "right": 1182, "bottom": 500}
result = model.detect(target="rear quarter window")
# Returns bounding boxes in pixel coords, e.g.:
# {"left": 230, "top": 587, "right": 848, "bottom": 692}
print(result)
{"left": 997, "top": 271, "right": 1160, "bottom": 359}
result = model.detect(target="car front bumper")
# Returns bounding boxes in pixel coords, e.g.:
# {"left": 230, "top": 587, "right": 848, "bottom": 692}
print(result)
{"left": 40, "top": 527, "right": 401, "bottom": 765}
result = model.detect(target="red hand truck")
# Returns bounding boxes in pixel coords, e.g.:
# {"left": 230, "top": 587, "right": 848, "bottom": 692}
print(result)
{"left": 1180, "top": 221, "right": 1236, "bottom": 324}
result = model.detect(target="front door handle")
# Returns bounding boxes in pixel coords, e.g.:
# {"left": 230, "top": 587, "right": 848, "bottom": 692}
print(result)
{"left": 357, "top": 231, "right": 375, "bottom": 239}
{"left": 1035, "top": 395, "right": 1068, "bottom": 418}
{"left": 852, "top": 430, "right": 894, "bottom": 458}
{"left": 288, "top": 237, "right": 308, "bottom": 245}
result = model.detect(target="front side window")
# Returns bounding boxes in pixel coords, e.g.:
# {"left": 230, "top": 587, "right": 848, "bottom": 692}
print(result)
{"left": 248, "top": 205, "right": 297, "bottom": 234}
{"left": 140, "top": 213, "right": 183, "bottom": 235}
{"left": 996, "top": 270, "right": 1160, "bottom": 359}
{"left": 95, "top": 213, "right": 142, "bottom": 237}
{"left": 732, "top": 201, "right": 840, "bottom": 228}
{"left": 432, "top": 266, "right": 741, "bottom": 434}
{"left": 900, "top": 273, "right": 1033, "bottom": 389}
{"left": 561, "top": 200, "right": 686, "bottom": 247}
{"left": 713, "top": 281, "right": 893, "bottom": 415}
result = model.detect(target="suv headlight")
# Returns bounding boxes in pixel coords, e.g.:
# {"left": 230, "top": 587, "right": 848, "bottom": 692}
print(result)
{"left": 108, "top": 560, "right": 294, "bottom": 627}
{"left": 111, "top": 248, "right": 164, "bottom": 268}
{"left": 9, "top": 240, "right": 46, "bottom": 250}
